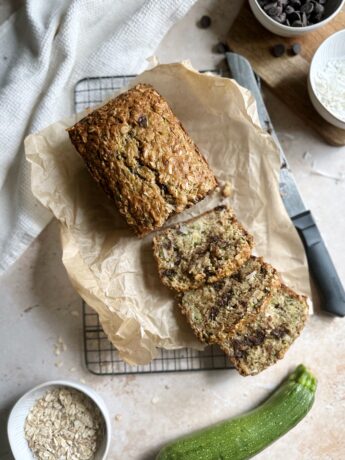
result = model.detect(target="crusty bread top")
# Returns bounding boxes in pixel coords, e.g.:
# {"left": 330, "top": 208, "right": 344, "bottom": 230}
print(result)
{"left": 67, "top": 84, "right": 217, "bottom": 236}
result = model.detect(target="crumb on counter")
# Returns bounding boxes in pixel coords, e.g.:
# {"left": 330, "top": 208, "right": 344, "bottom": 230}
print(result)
{"left": 221, "top": 181, "right": 232, "bottom": 198}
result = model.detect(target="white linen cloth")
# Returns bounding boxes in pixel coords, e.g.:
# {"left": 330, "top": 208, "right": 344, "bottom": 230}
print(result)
{"left": 0, "top": 0, "right": 197, "bottom": 273}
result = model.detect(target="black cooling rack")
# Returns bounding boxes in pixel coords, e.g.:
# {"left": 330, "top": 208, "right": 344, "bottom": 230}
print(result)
{"left": 75, "top": 72, "right": 233, "bottom": 375}
{"left": 83, "top": 302, "right": 232, "bottom": 375}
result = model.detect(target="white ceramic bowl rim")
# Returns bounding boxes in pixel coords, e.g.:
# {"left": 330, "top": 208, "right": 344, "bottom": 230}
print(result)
{"left": 7, "top": 380, "right": 111, "bottom": 460}
{"left": 309, "top": 29, "right": 345, "bottom": 125}
{"left": 252, "top": 0, "right": 345, "bottom": 32}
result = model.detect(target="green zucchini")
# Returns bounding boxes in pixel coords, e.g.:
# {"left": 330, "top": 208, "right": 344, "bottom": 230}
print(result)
{"left": 156, "top": 364, "right": 317, "bottom": 460}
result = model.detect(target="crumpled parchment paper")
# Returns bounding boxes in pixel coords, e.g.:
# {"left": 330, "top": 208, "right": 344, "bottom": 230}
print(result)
{"left": 25, "top": 62, "right": 311, "bottom": 365}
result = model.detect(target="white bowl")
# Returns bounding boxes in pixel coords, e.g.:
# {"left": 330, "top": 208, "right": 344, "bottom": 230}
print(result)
{"left": 249, "top": 0, "right": 345, "bottom": 37}
{"left": 7, "top": 380, "right": 111, "bottom": 460}
{"left": 308, "top": 29, "right": 345, "bottom": 129}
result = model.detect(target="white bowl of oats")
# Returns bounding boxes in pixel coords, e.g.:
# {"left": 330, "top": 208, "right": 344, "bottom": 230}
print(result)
{"left": 7, "top": 380, "right": 111, "bottom": 460}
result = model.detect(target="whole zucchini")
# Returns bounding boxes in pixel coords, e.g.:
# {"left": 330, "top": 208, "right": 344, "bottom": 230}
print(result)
{"left": 156, "top": 364, "right": 317, "bottom": 460}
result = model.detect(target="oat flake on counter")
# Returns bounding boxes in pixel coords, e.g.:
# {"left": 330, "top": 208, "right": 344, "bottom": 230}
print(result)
{"left": 314, "top": 58, "right": 345, "bottom": 122}
{"left": 24, "top": 387, "right": 104, "bottom": 460}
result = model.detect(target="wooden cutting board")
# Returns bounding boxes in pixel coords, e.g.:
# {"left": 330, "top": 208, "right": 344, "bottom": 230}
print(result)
{"left": 227, "top": 4, "right": 345, "bottom": 146}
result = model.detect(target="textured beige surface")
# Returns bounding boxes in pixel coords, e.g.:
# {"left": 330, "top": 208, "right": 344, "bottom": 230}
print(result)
{"left": 1, "top": 1, "right": 345, "bottom": 460}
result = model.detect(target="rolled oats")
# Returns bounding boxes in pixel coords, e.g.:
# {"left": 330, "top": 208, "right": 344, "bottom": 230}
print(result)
{"left": 24, "top": 387, "right": 104, "bottom": 460}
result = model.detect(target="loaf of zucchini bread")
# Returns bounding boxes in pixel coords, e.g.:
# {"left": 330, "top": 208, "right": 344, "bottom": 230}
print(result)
{"left": 68, "top": 83, "right": 217, "bottom": 236}
{"left": 221, "top": 285, "right": 308, "bottom": 376}
{"left": 153, "top": 206, "right": 254, "bottom": 291}
{"left": 179, "top": 256, "right": 280, "bottom": 343}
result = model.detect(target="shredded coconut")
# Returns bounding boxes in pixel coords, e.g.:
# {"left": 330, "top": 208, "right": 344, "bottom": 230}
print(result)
{"left": 313, "top": 57, "right": 345, "bottom": 122}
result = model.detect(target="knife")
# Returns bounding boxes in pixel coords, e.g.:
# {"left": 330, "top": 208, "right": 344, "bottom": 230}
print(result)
{"left": 226, "top": 52, "right": 345, "bottom": 317}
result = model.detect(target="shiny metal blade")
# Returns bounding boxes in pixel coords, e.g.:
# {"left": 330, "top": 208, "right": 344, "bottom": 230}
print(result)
{"left": 226, "top": 52, "right": 307, "bottom": 218}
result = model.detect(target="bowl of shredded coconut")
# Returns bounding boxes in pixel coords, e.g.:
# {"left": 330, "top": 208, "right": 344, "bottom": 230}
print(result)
{"left": 309, "top": 29, "right": 345, "bottom": 129}
{"left": 7, "top": 380, "right": 111, "bottom": 460}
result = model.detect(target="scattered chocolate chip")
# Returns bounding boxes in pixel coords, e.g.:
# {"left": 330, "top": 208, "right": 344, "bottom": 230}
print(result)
{"left": 271, "top": 43, "right": 286, "bottom": 57}
{"left": 199, "top": 15, "right": 211, "bottom": 29}
{"left": 137, "top": 115, "right": 148, "bottom": 128}
{"left": 291, "top": 42, "right": 302, "bottom": 55}
{"left": 215, "top": 42, "right": 230, "bottom": 54}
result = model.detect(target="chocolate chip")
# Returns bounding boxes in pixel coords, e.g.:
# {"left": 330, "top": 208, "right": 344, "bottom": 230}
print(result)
{"left": 199, "top": 15, "right": 211, "bottom": 28}
{"left": 259, "top": 0, "right": 326, "bottom": 27}
{"left": 288, "top": 11, "right": 301, "bottom": 22}
{"left": 313, "top": 2, "right": 324, "bottom": 14}
{"left": 290, "top": 42, "right": 302, "bottom": 55}
{"left": 270, "top": 327, "right": 289, "bottom": 339}
{"left": 264, "top": 2, "right": 278, "bottom": 11}
{"left": 162, "top": 239, "right": 172, "bottom": 250}
{"left": 301, "top": 1, "right": 314, "bottom": 13}
{"left": 163, "top": 269, "right": 175, "bottom": 279}
{"left": 271, "top": 43, "right": 286, "bottom": 57}
{"left": 137, "top": 115, "right": 148, "bottom": 128}
{"left": 209, "top": 307, "right": 219, "bottom": 321}
{"left": 273, "top": 12, "right": 287, "bottom": 22}
{"left": 290, "top": 0, "right": 301, "bottom": 7}
{"left": 160, "top": 184, "right": 169, "bottom": 195}
{"left": 204, "top": 267, "right": 216, "bottom": 277}
{"left": 285, "top": 5, "right": 295, "bottom": 14}
{"left": 215, "top": 42, "right": 230, "bottom": 54}
{"left": 267, "top": 5, "right": 280, "bottom": 15}
{"left": 301, "top": 11, "right": 308, "bottom": 26}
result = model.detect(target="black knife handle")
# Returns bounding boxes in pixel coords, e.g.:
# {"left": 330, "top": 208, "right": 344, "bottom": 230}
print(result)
{"left": 292, "top": 210, "right": 345, "bottom": 317}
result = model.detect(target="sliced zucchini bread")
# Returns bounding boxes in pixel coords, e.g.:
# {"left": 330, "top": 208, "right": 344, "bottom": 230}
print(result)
{"left": 152, "top": 205, "right": 254, "bottom": 292}
{"left": 221, "top": 284, "right": 309, "bottom": 376}
{"left": 179, "top": 256, "right": 280, "bottom": 344}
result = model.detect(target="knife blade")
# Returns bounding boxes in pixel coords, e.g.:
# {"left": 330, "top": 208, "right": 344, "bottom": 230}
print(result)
{"left": 226, "top": 52, "right": 345, "bottom": 317}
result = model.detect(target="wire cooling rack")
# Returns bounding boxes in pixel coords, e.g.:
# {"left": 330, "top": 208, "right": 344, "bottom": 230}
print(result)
{"left": 75, "top": 72, "right": 233, "bottom": 375}
{"left": 83, "top": 303, "right": 232, "bottom": 375}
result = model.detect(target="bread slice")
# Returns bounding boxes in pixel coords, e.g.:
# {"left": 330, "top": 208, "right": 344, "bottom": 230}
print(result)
{"left": 179, "top": 256, "right": 280, "bottom": 343}
{"left": 67, "top": 84, "right": 217, "bottom": 236}
{"left": 222, "top": 285, "right": 308, "bottom": 376}
{"left": 153, "top": 206, "right": 254, "bottom": 291}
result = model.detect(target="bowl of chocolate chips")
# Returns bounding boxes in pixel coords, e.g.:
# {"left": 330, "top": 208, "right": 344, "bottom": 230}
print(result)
{"left": 249, "top": 0, "right": 345, "bottom": 37}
